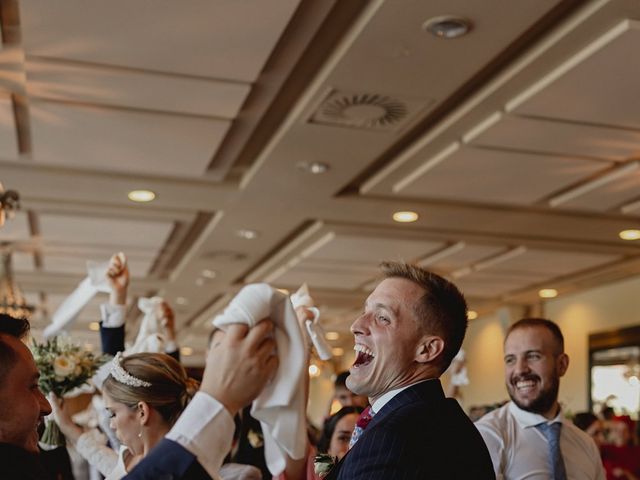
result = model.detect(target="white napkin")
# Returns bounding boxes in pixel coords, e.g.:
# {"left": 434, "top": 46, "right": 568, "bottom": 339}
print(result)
{"left": 449, "top": 349, "right": 469, "bottom": 386}
{"left": 126, "top": 296, "right": 166, "bottom": 354}
{"left": 43, "top": 260, "right": 112, "bottom": 338}
{"left": 290, "top": 284, "right": 332, "bottom": 361}
{"left": 212, "top": 283, "right": 307, "bottom": 475}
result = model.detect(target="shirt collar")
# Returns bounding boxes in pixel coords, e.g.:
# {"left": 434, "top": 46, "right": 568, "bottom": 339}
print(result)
{"left": 508, "top": 401, "right": 563, "bottom": 429}
{"left": 370, "top": 379, "right": 433, "bottom": 414}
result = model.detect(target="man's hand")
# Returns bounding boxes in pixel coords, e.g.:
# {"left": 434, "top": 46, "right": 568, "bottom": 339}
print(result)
{"left": 200, "top": 321, "right": 278, "bottom": 416}
{"left": 160, "top": 301, "right": 176, "bottom": 342}
{"left": 107, "top": 252, "right": 129, "bottom": 305}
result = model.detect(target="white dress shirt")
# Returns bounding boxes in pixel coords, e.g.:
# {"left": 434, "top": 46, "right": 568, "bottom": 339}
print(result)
{"left": 475, "top": 402, "right": 605, "bottom": 480}
{"left": 370, "top": 379, "right": 433, "bottom": 414}
{"left": 166, "top": 392, "right": 235, "bottom": 480}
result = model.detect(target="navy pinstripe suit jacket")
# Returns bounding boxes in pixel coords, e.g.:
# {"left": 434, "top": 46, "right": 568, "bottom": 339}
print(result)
{"left": 325, "top": 379, "right": 495, "bottom": 480}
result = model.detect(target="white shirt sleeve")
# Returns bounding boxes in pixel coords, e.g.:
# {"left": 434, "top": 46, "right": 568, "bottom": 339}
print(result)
{"left": 475, "top": 420, "right": 505, "bottom": 479}
{"left": 164, "top": 340, "right": 178, "bottom": 353}
{"left": 165, "top": 392, "right": 235, "bottom": 480}
{"left": 100, "top": 303, "right": 126, "bottom": 328}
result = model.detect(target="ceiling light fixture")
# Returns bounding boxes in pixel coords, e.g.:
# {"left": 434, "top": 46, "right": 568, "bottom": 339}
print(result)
{"left": 0, "top": 252, "right": 35, "bottom": 319}
{"left": 180, "top": 347, "right": 193, "bottom": 356}
{"left": 423, "top": 16, "right": 472, "bottom": 39}
{"left": 325, "top": 331, "right": 340, "bottom": 341}
{"left": 393, "top": 211, "right": 419, "bottom": 223}
{"left": 619, "top": 229, "right": 640, "bottom": 241}
{"left": 538, "top": 288, "right": 558, "bottom": 299}
{"left": 308, "top": 364, "right": 321, "bottom": 377}
{"left": 332, "top": 347, "right": 344, "bottom": 356}
{"left": 176, "top": 297, "right": 188, "bottom": 306}
{"left": 89, "top": 322, "right": 100, "bottom": 331}
{"left": 468, "top": 310, "right": 478, "bottom": 320}
{"left": 236, "top": 229, "right": 259, "bottom": 240}
{"left": 128, "top": 190, "right": 156, "bottom": 203}
{"left": 297, "top": 161, "right": 330, "bottom": 174}
{"left": 201, "top": 269, "right": 217, "bottom": 279}
{"left": 0, "top": 182, "right": 20, "bottom": 227}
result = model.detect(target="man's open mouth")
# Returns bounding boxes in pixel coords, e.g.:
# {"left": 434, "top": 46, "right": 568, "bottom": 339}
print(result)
{"left": 353, "top": 344, "right": 375, "bottom": 367}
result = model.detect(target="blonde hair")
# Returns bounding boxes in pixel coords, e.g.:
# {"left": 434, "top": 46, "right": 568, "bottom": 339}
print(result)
{"left": 102, "top": 352, "right": 198, "bottom": 426}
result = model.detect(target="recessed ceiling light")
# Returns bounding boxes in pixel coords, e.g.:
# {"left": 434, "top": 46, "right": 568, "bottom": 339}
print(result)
{"left": 423, "top": 16, "right": 472, "bottom": 39}
{"left": 308, "top": 364, "right": 321, "bottom": 377}
{"left": 89, "top": 322, "right": 100, "bottom": 331}
{"left": 195, "top": 278, "right": 205, "bottom": 287}
{"left": 539, "top": 289, "right": 558, "bottom": 299}
{"left": 236, "top": 229, "right": 259, "bottom": 240}
{"left": 468, "top": 310, "right": 478, "bottom": 320}
{"left": 128, "top": 190, "right": 156, "bottom": 203}
{"left": 176, "top": 297, "right": 188, "bottom": 305}
{"left": 325, "top": 331, "right": 340, "bottom": 341}
{"left": 332, "top": 347, "right": 344, "bottom": 356}
{"left": 201, "top": 269, "right": 217, "bottom": 279}
{"left": 297, "top": 161, "right": 330, "bottom": 174}
{"left": 180, "top": 347, "right": 193, "bottom": 356}
{"left": 393, "top": 211, "right": 419, "bottom": 223}
{"left": 619, "top": 229, "right": 640, "bottom": 240}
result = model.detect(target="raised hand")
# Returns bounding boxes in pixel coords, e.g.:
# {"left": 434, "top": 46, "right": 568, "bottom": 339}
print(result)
{"left": 107, "top": 252, "right": 129, "bottom": 305}
{"left": 200, "top": 321, "right": 278, "bottom": 416}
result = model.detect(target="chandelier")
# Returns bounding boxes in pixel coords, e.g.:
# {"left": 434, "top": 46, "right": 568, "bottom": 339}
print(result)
{"left": 0, "top": 251, "right": 35, "bottom": 319}
{"left": 0, "top": 181, "right": 20, "bottom": 227}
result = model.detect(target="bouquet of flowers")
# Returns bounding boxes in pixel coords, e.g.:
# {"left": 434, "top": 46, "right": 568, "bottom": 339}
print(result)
{"left": 31, "top": 336, "right": 106, "bottom": 447}
{"left": 314, "top": 453, "right": 337, "bottom": 478}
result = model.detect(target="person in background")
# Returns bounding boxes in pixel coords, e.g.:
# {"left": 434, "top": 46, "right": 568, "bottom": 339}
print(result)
{"left": 317, "top": 406, "right": 363, "bottom": 462}
{"left": 573, "top": 412, "right": 606, "bottom": 447}
{"left": 332, "top": 372, "right": 368, "bottom": 410}
{"left": 476, "top": 317, "right": 605, "bottom": 479}
{"left": 601, "top": 417, "right": 640, "bottom": 480}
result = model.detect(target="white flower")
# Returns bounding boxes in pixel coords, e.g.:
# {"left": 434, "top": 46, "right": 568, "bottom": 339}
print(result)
{"left": 53, "top": 355, "right": 76, "bottom": 378}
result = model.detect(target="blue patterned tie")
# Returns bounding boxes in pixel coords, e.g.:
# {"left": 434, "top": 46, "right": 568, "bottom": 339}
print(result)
{"left": 349, "top": 406, "right": 374, "bottom": 449}
{"left": 536, "top": 422, "right": 567, "bottom": 480}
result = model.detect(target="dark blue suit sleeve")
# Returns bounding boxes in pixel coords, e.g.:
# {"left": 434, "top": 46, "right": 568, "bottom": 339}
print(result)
{"left": 100, "top": 324, "right": 125, "bottom": 356}
{"left": 123, "top": 439, "right": 211, "bottom": 480}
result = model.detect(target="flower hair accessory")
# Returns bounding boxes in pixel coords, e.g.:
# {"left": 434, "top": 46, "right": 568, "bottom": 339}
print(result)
{"left": 109, "top": 352, "right": 152, "bottom": 387}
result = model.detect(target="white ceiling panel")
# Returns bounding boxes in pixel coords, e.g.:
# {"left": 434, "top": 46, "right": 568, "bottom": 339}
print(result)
{"left": 396, "top": 146, "right": 606, "bottom": 205}
{"left": 560, "top": 170, "right": 640, "bottom": 212}
{"left": 11, "top": 252, "right": 35, "bottom": 272}
{"left": 485, "top": 249, "right": 620, "bottom": 278}
{"left": 471, "top": 115, "right": 640, "bottom": 162}
{"left": 425, "top": 244, "right": 508, "bottom": 273}
{"left": 26, "top": 59, "right": 251, "bottom": 118}
{"left": 0, "top": 95, "right": 19, "bottom": 159}
{"left": 274, "top": 265, "right": 376, "bottom": 291}
{"left": 512, "top": 20, "right": 640, "bottom": 130}
{"left": 42, "top": 254, "right": 154, "bottom": 277}
{"left": 20, "top": 0, "right": 301, "bottom": 82}
{"left": 0, "top": 212, "right": 30, "bottom": 241}
{"left": 38, "top": 213, "right": 173, "bottom": 249}
{"left": 307, "top": 234, "right": 444, "bottom": 264}
{"left": 30, "top": 101, "right": 231, "bottom": 177}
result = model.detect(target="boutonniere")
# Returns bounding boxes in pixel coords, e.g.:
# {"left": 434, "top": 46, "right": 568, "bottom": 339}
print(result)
{"left": 314, "top": 453, "right": 337, "bottom": 478}
{"left": 247, "top": 429, "right": 264, "bottom": 448}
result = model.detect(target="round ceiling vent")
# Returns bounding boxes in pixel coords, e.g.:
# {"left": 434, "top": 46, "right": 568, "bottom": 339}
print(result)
{"left": 315, "top": 93, "right": 408, "bottom": 130}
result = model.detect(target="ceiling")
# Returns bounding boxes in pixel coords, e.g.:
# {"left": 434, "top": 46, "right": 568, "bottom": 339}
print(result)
{"left": 2, "top": 0, "right": 640, "bottom": 366}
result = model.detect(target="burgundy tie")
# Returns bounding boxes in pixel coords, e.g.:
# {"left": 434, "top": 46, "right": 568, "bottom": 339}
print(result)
{"left": 349, "top": 406, "right": 374, "bottom": 448}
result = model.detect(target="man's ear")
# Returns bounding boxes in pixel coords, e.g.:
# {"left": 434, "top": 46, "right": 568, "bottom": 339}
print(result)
{"left": 415, "top": 336, "right": 445, "bottom": 364}
{"left": 137, "top": 401, "right": 151, "bottom": 426}
{"left": 557, "top": 353, "right": 569, "bottom": 377}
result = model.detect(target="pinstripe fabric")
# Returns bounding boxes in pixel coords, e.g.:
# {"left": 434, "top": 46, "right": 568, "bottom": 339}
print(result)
{"left": 325, "top": 380, "right": 495, "bottom": 480}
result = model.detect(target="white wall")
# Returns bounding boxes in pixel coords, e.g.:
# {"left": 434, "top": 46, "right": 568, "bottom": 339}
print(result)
{"left": 459, "top": 275, "right": 640, "bottom": 413}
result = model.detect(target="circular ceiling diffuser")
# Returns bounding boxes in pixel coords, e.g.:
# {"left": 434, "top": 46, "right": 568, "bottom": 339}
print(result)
{"left": 318, "top": 93, "right": 408, "bottom": 129}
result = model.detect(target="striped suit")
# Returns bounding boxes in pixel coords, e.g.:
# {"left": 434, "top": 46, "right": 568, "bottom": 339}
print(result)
{"left": 325, "top": 379, "right": 495, "bottom": 480}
